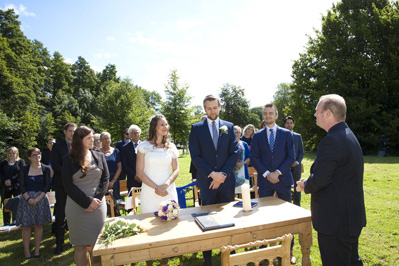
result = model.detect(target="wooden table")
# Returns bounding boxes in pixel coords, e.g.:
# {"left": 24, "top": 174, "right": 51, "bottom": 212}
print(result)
{"left": 93, "top": 197, "right": 312, "bottom": 265}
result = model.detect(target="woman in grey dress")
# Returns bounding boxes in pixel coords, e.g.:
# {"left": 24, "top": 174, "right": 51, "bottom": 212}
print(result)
{"left": 62, "top": 126, "right": 109, "bottom": 266}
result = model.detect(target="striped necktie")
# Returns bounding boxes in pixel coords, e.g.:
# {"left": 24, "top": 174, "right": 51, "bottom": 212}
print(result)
{"left": 269, "top": 128, "right": 275, "bottom": 152}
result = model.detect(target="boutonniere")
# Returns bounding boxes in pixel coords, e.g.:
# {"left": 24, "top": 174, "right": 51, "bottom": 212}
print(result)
{"left": 219, "top": 125, "right": 228, "bottom": 135}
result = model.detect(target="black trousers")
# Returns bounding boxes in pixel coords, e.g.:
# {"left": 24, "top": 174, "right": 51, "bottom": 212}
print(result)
{"left": 318, "top": 232, "right": 363, "bottom": 266}
{"left": 54, "top": 186, "right": 67, "bottom": 247}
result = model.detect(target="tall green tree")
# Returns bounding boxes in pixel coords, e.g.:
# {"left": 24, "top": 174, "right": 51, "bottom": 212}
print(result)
{"left": 97, "top": 79, "right": 152, "bottom": 142}
{"left": 290, "top": 0, "right": 399, "bottom": 151}
{"left": 219, "top": 83, "right": 260, "bottom": 128}
{"left": 161, "top": 69, "right": 193, "bottom": 145}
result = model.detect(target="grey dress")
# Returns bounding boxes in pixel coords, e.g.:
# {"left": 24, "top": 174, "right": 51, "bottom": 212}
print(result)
{"left": 63, "top": 151, "right": 109, "bottom": 246}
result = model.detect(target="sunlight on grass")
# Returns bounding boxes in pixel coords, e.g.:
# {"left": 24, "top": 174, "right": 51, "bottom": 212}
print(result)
{"left": 1, "top": 153, "right": 398, "bottom": 265}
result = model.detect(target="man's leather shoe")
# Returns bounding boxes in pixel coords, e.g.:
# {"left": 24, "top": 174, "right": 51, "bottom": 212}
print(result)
{"left": 54, "top": 245, "right": 63, "bottom": 255}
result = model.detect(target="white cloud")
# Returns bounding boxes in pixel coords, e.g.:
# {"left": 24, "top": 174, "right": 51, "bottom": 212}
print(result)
{"left": 93, "top": 50, "right": 118, "bottom": 59}
{"left": 176, "top": 19, "right": 204, "bottom": 33}
{"left": 106, "top": 35, "right": 115, "bottom": 41}
{"left": 3, "top": 4, "right": 36, "bottom": 17}
{"left": 64, "top": 58, "right": 74, "bottom": 65}
{"left": 91, "top": 65, "right": 103, "bottom": 73}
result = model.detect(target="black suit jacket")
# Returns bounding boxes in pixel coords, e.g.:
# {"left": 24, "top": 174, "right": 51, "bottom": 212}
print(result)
{"left": 305, "top": 122, "right": 366, "bottom": 236}
{"left": 121, "top": 141, "right": 141, "bottom": 189}
{"left": 62, "top": 150, "right": 109, "bottom": 209}
{"left": 51, "top": 139, "right": 69, "bottom": 189}
{"left": 41, "top": 149, "right": 52, "bottom": 165}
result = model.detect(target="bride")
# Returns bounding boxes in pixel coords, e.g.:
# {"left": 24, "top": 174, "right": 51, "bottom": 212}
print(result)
{"left": 136, "top": 114, "right": 179, "bottom": 214}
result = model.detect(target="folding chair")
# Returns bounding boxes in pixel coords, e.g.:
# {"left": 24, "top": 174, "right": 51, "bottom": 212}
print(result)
{"left": 221, "top": 234, "right": 293, "bottom": 266}
{"left": 176, "top": 181, "right": 199, "bottom": 208}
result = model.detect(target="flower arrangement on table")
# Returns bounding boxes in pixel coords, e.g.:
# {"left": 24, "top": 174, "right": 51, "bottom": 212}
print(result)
{"left": 101, "top": 218, "right": 145, "bottom": 245}
{"left": 154, "top": 199, "right": 180, "bottom": 221}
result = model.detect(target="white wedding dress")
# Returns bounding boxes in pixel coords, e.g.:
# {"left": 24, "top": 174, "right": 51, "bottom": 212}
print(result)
{"left": 137, "top": 141, "right": 179, "bottom": 214}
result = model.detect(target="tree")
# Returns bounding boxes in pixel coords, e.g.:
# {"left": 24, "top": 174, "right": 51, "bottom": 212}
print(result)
{"left": 161, "top": 69, "right": 193, "bottom": 145}
{"left": 290, "top": 0, "right": 399, "bottom": 151}
{"left": 97, "top": 79, "right": 153, "bottom": 142}
{"left": 219, "top": 84, "right": 260, "bottom": 128}
{"left": 273, "top": 83, "right": 294, "bottom": 127}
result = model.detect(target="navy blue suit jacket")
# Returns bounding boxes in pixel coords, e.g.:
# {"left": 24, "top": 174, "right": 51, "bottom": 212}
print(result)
{"left": 250, "top": 126, "right": 295, "bottom": 189}
{"left": 189, "top": 119, "right": 238, "bottom": 203}
{"left": 304, "top": 122, "right": 366, "bottom": 236}
{"left": 292, "top": 132, "right": 304, "bottom": 175}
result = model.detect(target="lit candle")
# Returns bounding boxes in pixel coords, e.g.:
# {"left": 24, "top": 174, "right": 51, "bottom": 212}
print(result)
{"left": 241, "top": 182, "right": 252, "bottom": 211}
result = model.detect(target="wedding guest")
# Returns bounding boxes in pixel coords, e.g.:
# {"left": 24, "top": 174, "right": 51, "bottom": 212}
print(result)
{"left": 16, "top": 148, "right": 52, "bottom": 259}
{"left": 234, "top": 126, "right": 250, "bottom": 189}
{"left": 116, "top": 128, "right": 130, "bottom": 181}
{"left": 100, "top": 132, "right": 122, "bottom": 200}
{"left": 0, "top": 147, "right": 25, "bottom": 225}
{"left": 136, "top": 115, "right": 179, "bottom": 214}
{"left": 62, "top": 126, "right": 109, "bottom": 266}
{"left": 41, "top": 138, "right": 55, "bottom": 165}
{"left": 259, "top": 120, "right": 266, "bottom": 130}
{"left": 51, "top": 122, "right": 77, "bottom": 255}
{"left": 93, "top": 134, "right": 102, "bottom": 151}
{"left": 121, "top": 125, "right": 143, "bottom": 193}
{"left": 240, "top": 124, "right": 255, "bottom": 148}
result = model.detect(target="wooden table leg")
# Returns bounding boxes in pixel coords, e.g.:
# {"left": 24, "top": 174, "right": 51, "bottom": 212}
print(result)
{"left": 299, "top": 222, "right": 312, "bottom": 266}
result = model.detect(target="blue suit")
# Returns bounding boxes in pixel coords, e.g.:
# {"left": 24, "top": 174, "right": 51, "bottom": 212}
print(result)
{"left": 189, "top": 119, "right": 238, "bottom": 206}
{"left": 250, "top": 126, "right": 295, "bottom": 201}
{"left": 291, "top": 132, "right": 304, "bottom": 206}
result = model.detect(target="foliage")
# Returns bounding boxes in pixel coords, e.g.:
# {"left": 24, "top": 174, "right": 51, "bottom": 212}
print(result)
{"left": 101, "top": 218, "right": 145, "bottom": 245}
{"left": 162, "top": 69, "right": 193, "bottom": 145}
{"left": 219, "top": 83, "right": 260, "bottom": 128}
{"left": 289, "top": 0, "right": 399, "bottom": 152}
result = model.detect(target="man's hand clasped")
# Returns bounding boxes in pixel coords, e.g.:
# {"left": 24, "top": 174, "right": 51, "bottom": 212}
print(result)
{"left": 209, "top": 172, "right": 226, "bottom": 190}
{"left": 296, "top": 178, "right": 306, "bottom": 192}
{"left": 267, "top": 171, "right": 280, "bottom": 184}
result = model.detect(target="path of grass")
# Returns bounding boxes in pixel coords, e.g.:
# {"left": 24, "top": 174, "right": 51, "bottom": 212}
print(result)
{"left": 1, "top": 153, "right": 398, "bottom": 265}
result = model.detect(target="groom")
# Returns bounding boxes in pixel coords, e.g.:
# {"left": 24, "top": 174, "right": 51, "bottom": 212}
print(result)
{"left": 189, "top": 94, "right": 238, "bottom": 266}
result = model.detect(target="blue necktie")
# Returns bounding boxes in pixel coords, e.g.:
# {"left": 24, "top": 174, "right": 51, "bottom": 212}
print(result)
{"left": 269, "top": 128, "right": 275, "bottom": 152}
{"left": 212, "top": 121, "right": 218, "bottom": 149}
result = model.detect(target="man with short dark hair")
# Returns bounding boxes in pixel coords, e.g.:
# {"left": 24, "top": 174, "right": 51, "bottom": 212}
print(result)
{"left": 250, "top": 103, "right": 295, "bottom": 201}
{"left": 41, "top": 138, "right": 56, "bottom": 165}
{"left": 189, "top": 95, "right": 238, "bottom": 266}
{"left": 284, "top": 116, "right": 304, "bottom": 206}
{"left": 116, "top": 128, "right": 131, "bottom": 181}
{"left": 297, "top": 94, "right": 366, "bottom": 266}
{"left": 51, "top": 123, "right": 76, "bottom": 255}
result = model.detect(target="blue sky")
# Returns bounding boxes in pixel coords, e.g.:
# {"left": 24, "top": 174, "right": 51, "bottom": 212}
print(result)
{"left": 2, "top": 0, "right": 337, "bottom": 108}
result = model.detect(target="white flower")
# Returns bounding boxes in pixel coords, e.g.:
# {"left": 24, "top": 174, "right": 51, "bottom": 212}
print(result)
{"left": 220, "top": 125, "right": 228, "bottom": 134}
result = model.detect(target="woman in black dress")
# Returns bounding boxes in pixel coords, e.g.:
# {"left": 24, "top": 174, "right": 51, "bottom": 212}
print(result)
{"left": 17, "top": 148, "right": 52, "bottom": 259}
{"left": 0, "top": 147, "right": 25, "bottom": 225}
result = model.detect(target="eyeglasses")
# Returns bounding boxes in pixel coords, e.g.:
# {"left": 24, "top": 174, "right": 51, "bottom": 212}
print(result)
{"left": 124, "top": 132, "right": 129, "bottom": 135}
{"left": 31, "top": 153, "right": 42, "bottom": 157}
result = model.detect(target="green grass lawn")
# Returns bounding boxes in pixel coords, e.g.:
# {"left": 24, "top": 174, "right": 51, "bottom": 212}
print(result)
{"left": 1, "top": 152, "right": 398, "bottom": 265}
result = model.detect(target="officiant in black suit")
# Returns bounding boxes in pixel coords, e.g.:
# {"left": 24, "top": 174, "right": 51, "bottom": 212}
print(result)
{"left": 297, "top": 94, "right": 366, "bottom": 266}
{"left": 51, "top": 123, "right": 76, "bottom": 255}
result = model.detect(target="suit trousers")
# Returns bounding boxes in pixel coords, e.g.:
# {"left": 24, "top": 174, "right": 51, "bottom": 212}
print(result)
{"left": 318, "top": 232, "right": 363, "bottom": 266}
{"left": 54, "top": 186, "right": 67, "bottom": 246}
{"left": 291, "top": 167, "right": 301, "bottom": 206}
{"left": 259, "top": 181, "right": 291, "bottom": 202}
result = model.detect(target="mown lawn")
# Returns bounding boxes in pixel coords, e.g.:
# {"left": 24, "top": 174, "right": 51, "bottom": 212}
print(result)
{"left": 0, "top": 152, "right": 398, "bottom": 265}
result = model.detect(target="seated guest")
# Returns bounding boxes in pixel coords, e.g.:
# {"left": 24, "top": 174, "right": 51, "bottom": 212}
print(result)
{"left": 16, "top": 148, "right": 52, "bottom": 259}
{"left": 99, "top": 132, "right": 122, "bottom": 200}
{"left": 93, "top": 133, "right": 101, "bottom": 151}
{"left": 240, "top": 124, "right": 255, "bottom": 148}
{"left": 234, "top": 126, "right": 250, "bottom": 194}
{"left": 0, "top": 147, "right": 25, "bottom": 225}
{"left": 62, "top": 126, "right": 109, "bottom": 266}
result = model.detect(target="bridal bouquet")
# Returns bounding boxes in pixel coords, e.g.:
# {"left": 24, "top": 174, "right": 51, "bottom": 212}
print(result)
{"left": 101, "top": 218, "right": 145, "bottom": 245}
{"left": 154, "top": 199, "right": 180, "bottom": 221}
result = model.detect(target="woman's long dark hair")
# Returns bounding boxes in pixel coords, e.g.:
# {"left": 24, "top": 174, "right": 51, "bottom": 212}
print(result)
{"left": 70, "top": 126, "right": 93, "bottom": 177}
{"left": 147, "top": 114, "right": 171, "bottom": 149}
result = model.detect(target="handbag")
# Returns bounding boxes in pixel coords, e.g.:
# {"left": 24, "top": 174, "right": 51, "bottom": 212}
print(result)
{"left": 125, "top": 188, "right": 133, "bottom": 210}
